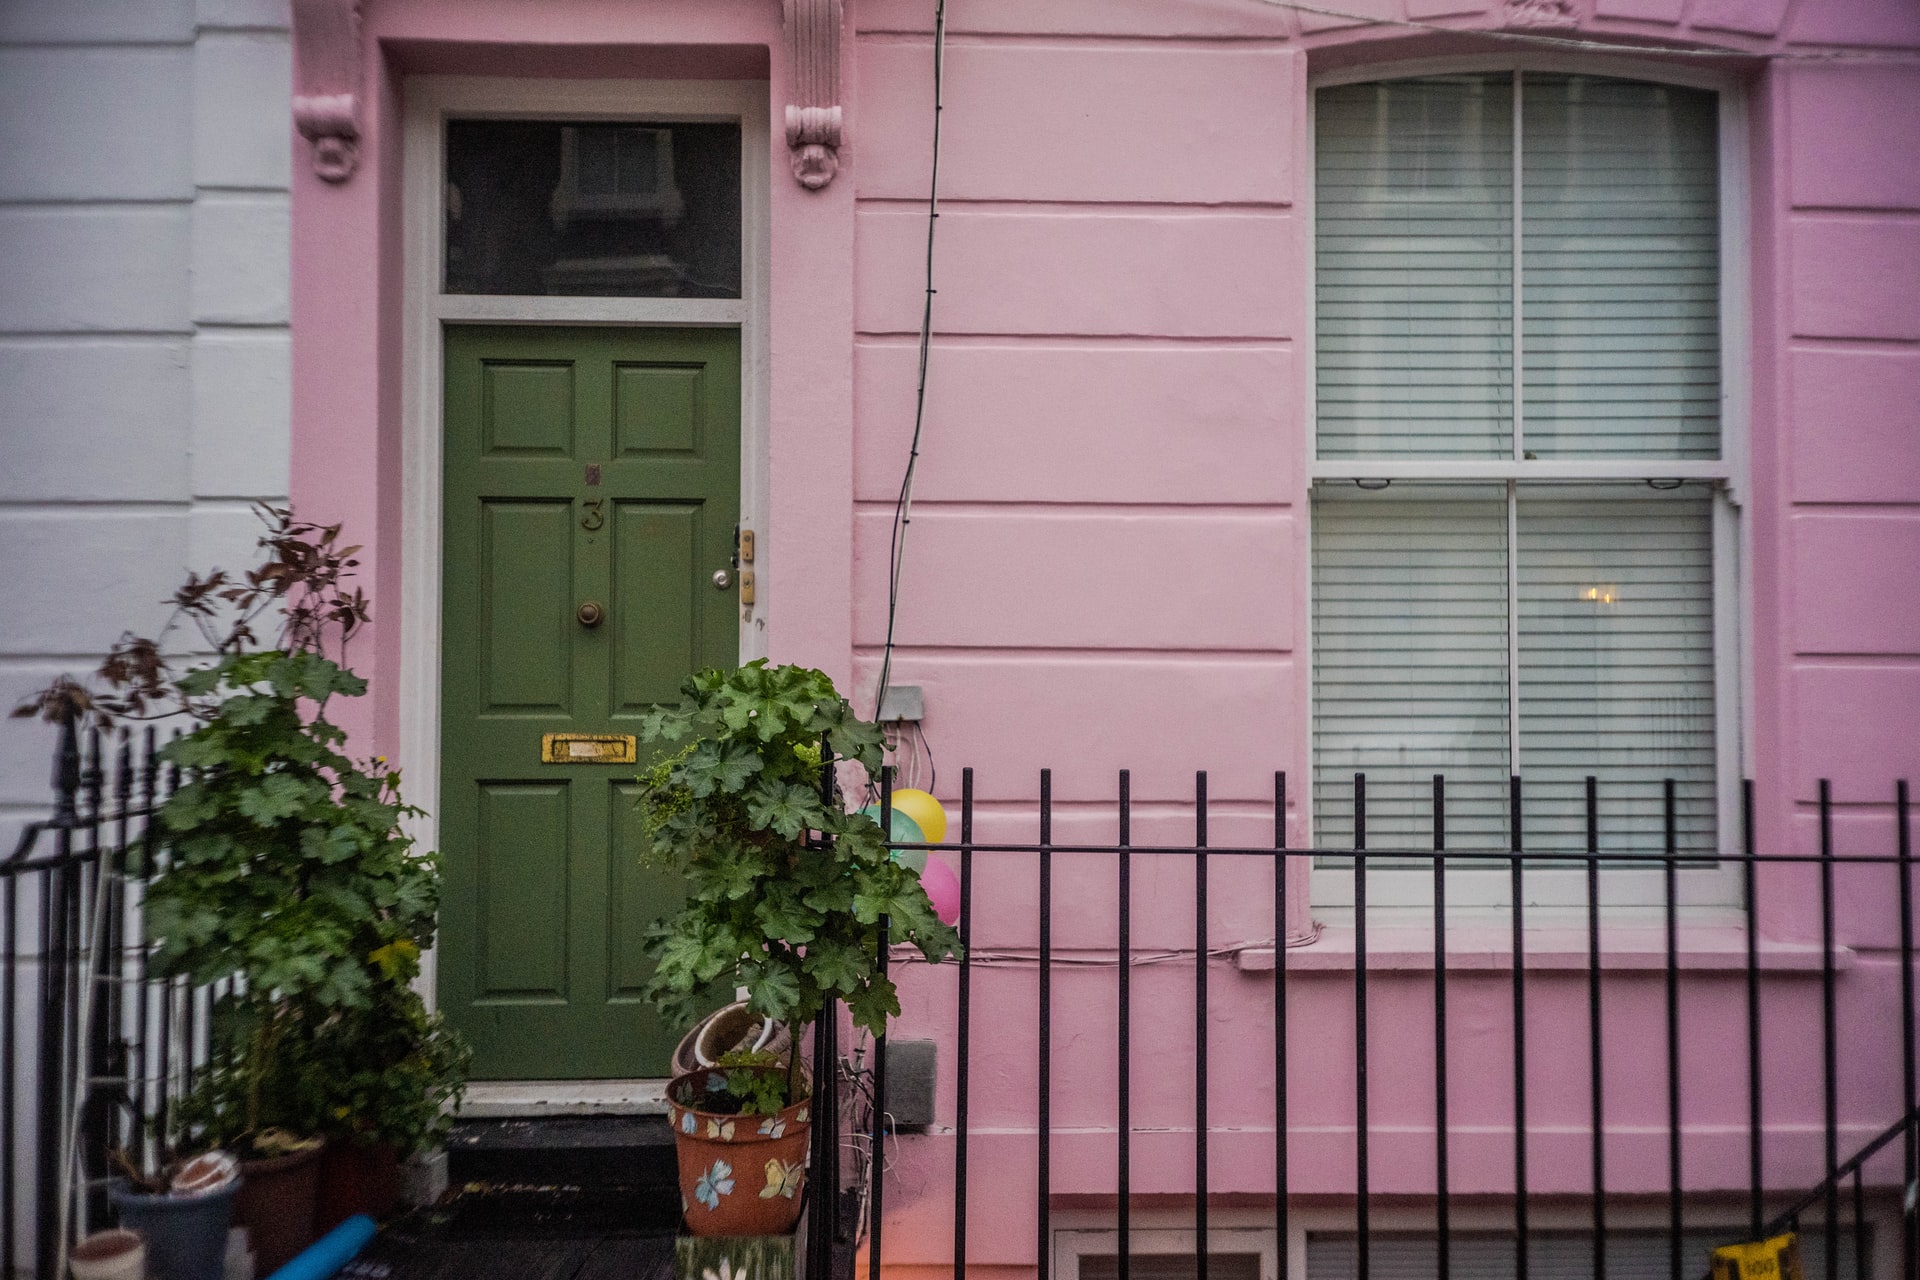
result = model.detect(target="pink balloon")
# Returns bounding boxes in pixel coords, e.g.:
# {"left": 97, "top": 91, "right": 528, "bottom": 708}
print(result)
{"left": 920, "top": 856, "right": 961, "bottom": 926}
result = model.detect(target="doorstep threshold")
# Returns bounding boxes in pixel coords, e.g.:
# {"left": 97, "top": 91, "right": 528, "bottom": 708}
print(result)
{"left": 459, "top": 1078, "right": 670, "bottom": 1118}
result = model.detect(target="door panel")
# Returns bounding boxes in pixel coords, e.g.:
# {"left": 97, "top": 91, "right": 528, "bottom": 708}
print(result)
{"left": 441, "top": 325, "right": 740, "bottom": 1080}
{"left": 480, "top": 501, "right": 574, "bottom": 712}
{"left": 481, "top": 361, "right": 576, "bottom": 455}
{"left": 613, "top": 501, "right": 703, "bottom": 709}
{"left": 475, "top": 782, "right": 570, "bottom": 1000}
{"left": 614, "top": 364, "right": 702, "bottom": 454}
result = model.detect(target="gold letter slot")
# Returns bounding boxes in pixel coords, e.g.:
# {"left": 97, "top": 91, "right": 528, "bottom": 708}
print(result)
{"left": 541, "top": 733, "right": 638, "bottom": 765}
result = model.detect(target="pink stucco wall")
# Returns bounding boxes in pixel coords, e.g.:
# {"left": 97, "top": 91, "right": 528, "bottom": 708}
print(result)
{"left": 287, "top": 0, "right": 1920, "bottom": 1266}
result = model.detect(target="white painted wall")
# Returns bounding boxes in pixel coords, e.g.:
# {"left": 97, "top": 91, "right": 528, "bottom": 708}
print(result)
{"left": 0, "top": 2, "right": 290, "bottom": 1268}
{"left": 0, "top": 0, "right": 292, "bottom": 838}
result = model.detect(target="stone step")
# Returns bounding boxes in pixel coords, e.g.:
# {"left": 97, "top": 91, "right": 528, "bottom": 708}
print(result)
{"left": 444, "top": 1115, "right": 683, "bottom": 1236}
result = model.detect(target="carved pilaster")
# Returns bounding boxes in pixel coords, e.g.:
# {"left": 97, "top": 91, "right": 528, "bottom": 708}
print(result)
{"left": 783, "top": 0, "right": 843, "bottom": 190}
{"left": 291, "top": 0, "right": 364, "bottom": 183}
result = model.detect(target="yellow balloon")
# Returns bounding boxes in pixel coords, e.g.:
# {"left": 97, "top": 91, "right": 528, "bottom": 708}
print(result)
{"left": 885, "top": 788, "right": 947, "bottom": 845}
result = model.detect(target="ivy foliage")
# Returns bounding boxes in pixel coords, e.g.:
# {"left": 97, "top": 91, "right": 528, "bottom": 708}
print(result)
{"left": 634, "top": 661, "right": 961, "bottom": 1040}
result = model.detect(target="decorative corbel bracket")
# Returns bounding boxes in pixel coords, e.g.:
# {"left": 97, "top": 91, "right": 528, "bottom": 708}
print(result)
{"left": 291, "top": 0, "right": 364, "bottom": 183}
{"left": 1505, "top": 0, "right": 1577, "bottom": 27}
{"left": 783, "top": 0, "right": 844, "bottom": 189}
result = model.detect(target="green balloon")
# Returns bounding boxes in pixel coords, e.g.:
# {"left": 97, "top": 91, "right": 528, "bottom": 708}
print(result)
{"left": 859, "top": 805, "right": 929, "bottom": 872}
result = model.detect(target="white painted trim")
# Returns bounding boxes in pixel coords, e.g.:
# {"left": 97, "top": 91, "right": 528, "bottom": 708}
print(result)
{"left": 1053, "top": 1217, "right": 1282, "bottom": 1280}
{"left": 434, "top": 295, "right": 747, "bottom": 326}
{"left": 1309, "top": 50, "right": 1745, "bottom": 94}
{"left": 1302, "top": 64, "right": 1752, "bottom": 916}
{"left": 1309, "top": 460, "right": 1731, "bottom": 482}
{"left": 459, "top": 1079, "right": 669, "bottom": 1118}
{"left": 399, "top": 75, "right": 772, "bottom": 1045}
{"left": 1298, "top": 67, "right": 1321, "bottom": 856}
{"left": 1054, "top": 1195, "right": 1897, "bottom": 1280}
{"left": 1053, "top": 1197, "right": 1895, "bottom": 1280}
{"left": 1282, "top": 1199, "right": 1897, "bottom": 1279}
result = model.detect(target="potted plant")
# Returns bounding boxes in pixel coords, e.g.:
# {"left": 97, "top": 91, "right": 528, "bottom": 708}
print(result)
{"left": 304, "top": 980, "right": 470, "bottom": 1227}
{"left": 632, "top": 661, "right": 962, "bottom": 1237}
{"left": 166, "top": 996, "right": 328, "bottom": 1275}
{"left": 662, "top": 1048, "right": 814, "bottom": 1237}
{"left": 153, "top": 642, "right": 440, "bottom": 1263}
{"left": 105, "top": 1151, "right": 241, "bottom": 1280}
{"left": 17, "top": 508, "right": 449, "bottom": 1268}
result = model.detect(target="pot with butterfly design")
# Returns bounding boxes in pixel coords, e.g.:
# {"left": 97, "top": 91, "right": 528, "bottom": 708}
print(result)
{"left": 666, "top": 1063, "right": 812, "bottom": 1237}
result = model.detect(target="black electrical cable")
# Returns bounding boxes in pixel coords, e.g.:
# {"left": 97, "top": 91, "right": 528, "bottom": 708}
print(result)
{"left": 872, "top": 0, "right": 947, "bottom": 733}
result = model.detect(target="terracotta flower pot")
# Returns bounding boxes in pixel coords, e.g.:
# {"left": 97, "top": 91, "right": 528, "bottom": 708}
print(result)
{"left": 667, "top": 1066, "right": 812, "bottom": 1238}
{"left": 232, "top": 1139, "right": 325, "bottom": 1274}
{"left": 316, "top": 1140, "right": 402, "bottom": 1230}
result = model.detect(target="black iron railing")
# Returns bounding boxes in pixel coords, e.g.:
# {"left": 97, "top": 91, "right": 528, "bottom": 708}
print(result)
{"left": 859, "top": 766, "right": 1920, "bottom": 1280}
{"left": 3, "top": 714, "right": 216, "bottom": 1280}
{"left": 13, "top": 722, "right": 1917, "bottom": 1279}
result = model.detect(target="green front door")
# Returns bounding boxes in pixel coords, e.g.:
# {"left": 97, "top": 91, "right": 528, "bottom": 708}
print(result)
{"left": 439, "top": 325, "right": 741, "bottom": 1079}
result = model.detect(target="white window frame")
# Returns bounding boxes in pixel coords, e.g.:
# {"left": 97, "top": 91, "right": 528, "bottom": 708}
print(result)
{"left": 1053, "top": 1212, "right": 1283, "bottom": 1280}
{"left": 1289, "top": 1200, "right": 1890, "bottom": 1279}
{"left": 1302, "top": 55, "right": 1751, "bottom": 916}
{"left": 1051, "top": 1200, "right": 1895, "bottom": 1280}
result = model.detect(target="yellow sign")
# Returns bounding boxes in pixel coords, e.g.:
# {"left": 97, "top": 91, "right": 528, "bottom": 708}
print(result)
{"left": 540, "top": 733, "right": 637, "bottom": 765}
{"left": 1710, "top": 1233, "right": 1802, "bottom": 1280}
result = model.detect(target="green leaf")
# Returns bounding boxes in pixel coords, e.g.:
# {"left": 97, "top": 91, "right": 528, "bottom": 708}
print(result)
{"left": 301, "top": 823, "right": 362, "bottom": 864}
{"left": 160, "top": 784, "right": 220, "bottom": 833}
{"left": 852, "top": 884, "right": 909, "bottom": 926}
{"left": 235, "top": 770, "right": 313, "bottom": 825}
{"left": 743, "top": 960, "right": 803, "bottom": 1022}
{"left": 844, "top": 974, "right": 901, "bottom": 1036}
{"left": 711, "top": 740, "right": 764, "bottom": 793}
{"left": 753, "top": 888, "right": 822, "bottom": 946}
{"left": 800, "top": 939, "right": 868, "bottom": 995}
{"left": 745, "top": 781, "right": 821, "bottom": 841}
{"left": 691, "top": 846, "right": 762, "bottom": 902}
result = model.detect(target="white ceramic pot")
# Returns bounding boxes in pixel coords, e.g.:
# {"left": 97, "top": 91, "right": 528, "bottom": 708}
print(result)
{"left": 69, "top": 1228, "right": 146, "bottom": 1280}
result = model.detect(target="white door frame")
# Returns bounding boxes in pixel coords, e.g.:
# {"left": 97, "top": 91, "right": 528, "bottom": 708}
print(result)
{"left": 399, "top": 76, "right": 771, "bottom": 1100}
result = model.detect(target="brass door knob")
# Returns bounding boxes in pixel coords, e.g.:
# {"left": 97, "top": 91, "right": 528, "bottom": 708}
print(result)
{"left": 577, "top": 601, "right": 604, "bottom": 628}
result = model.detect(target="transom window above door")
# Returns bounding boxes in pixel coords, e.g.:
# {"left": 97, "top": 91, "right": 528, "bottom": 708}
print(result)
{"left": 444, "top": 119, "right": 742, "bottom": 298}
{"left": 1309, "top": 71, "right": 1737, "bottom": 862}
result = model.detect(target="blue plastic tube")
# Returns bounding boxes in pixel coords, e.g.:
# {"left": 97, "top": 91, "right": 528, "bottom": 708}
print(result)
{"left": 262, "top": 1214, "right": 377, "bottom": 1280}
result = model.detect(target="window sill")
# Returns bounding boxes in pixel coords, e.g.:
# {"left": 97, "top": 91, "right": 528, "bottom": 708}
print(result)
{"left": 1235, "top": 922, "right": 1849, "bottom": 975}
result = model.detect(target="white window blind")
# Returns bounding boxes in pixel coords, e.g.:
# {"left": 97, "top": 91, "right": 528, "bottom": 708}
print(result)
{"left": 1312, "top": 484, "right": 1511, "bottom": 850}
{"left": 1311, "top": 71, "right": 1726, "bottom": 860}
{"left": 1316, "top": 77, "right": 1514, "bottom": 461}
{"left": 1516, "top": 485, "right": 1717, "bottom": 855}
{"left": 1521, "top": 75, "right": 1721, "bottom": 460}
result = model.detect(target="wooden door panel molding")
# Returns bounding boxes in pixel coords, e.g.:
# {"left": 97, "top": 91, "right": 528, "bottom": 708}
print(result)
{"left": 612, "top": 501, "right": 704, "bottom": 714}
{"left": 474, "top": 781, "right": 571, "bottom": 1002}
{"left": 478, "top": 500, "right": 575, "bottom": 714}
{"left": 613, "top": 363, "right": 704, "bottom": 455}
{"left": 480, "top": 360, "right": 578, "bottom": 457}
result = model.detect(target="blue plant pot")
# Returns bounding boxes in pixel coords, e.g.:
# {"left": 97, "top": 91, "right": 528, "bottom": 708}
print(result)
{"left": 110, "top": 1176, "right": 240, "bottom": 1280}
